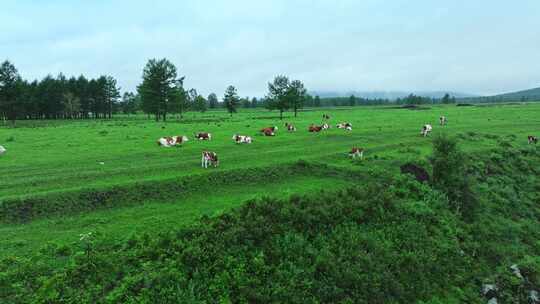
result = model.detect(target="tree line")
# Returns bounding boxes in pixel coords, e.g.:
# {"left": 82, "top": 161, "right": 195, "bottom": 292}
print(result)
{"left": 1, "top": 58, "right": 463, "bottom": 123}
{"left": 0, "top": 61, "right": 120, "bottom": 122}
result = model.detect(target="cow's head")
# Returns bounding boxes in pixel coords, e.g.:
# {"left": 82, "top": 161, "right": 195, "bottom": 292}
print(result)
{"left": 182, "top": 136, "right": 189, "bottom": 142}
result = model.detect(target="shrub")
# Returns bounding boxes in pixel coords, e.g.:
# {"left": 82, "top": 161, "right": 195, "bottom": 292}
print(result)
{"left": 430, "top": 135, "right": 477, "bottom": 220}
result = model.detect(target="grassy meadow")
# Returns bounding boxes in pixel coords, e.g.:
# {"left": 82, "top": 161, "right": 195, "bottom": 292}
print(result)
{"left": 0, "top": 103, "right": 539, "bottom": 257}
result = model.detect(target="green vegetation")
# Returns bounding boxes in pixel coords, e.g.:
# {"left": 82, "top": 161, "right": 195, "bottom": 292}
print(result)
{"left": 0, "top": 103, "right": 539, "bottom": 302}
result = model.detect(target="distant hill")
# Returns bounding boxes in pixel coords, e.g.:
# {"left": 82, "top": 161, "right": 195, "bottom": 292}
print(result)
{"left": 310, "top": 90, "right": 477, "bottom": 100}
{"left": 490, "top": 87, "right": 540, "bottom": 101}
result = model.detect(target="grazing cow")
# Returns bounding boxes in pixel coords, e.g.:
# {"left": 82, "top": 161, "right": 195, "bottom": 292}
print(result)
{"left": 0, "top": 145, "right": 5, "bottom": 156}
{"left": 285, "top": 122, "right": 296, "bottom": 132}
{"left": 232, "top": 134, "right": 252, "bottom": 144}
{"left": 528, "top": 135, "right": 538, "bottom": 144}
{"left": 195, "top": 132, "right": 212, "bottom": 140}
{"left": 260, "top": 126, "right": 278, "bottom": 136}
{"left": 421, "top": 124, "right": 433, "bottom": 137}
{"left": 157, "top": 136, "right": 188, "bottom": 147}
{"left": 337, "top": 122, "right": 353, "bottom": 131}
{"left": 349, "top": 147, "right": 364, "bottom": 159}
{"left": 440, "top": 116, "right": 448, "bottom": 126}
{"left": 201, "top": 151, "right": 219, "bottom": 168}
{"left": 323, "top": 114, "right": 330, "bottom": 120}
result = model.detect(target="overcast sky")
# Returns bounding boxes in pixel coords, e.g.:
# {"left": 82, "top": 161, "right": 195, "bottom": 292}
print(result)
{"left": 1, "top": 0, "right": 539, "bottom": 97}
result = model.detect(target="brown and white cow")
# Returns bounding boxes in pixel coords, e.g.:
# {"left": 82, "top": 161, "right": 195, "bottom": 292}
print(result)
{"left": 0, "top": 145, "right": 6, "bottom": 156}
{"left": 309, "top": 124, "right": 323, "bottom": 132}
{"left": 421, "top": 124, "right": 433, "bottom": 137}
{"left": 440, "top": 116, "right": 448, "bottom": 126}
{"left": 201, "top": 151, "right": 219, "bottom": 168}
{"left": 528, "top": 135, "right": 538, "bottom": 144}
{"left": 260, "top": 126, "right": 278, "bottom": 136}
{"left": 309, "top": 123, "right": 330, "bottom": 132}
{"left": 349, "top": 147, "right": 364, "bottom": 159}
{"left": 285, "top": 122, "right": 296, "bottom": 132}
{"left": 195, "top": 132, "right": 212, "bottom": 140}
{"left": 337, "top": 122, "right": 352, "bottom": 131}
{"left": 232, "top": 134, "right": 253, "bottom": 144}
{"left": 157, "top": 136, "right": 189, "bottom": 147}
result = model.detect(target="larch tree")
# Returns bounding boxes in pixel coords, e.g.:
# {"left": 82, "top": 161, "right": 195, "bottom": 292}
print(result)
{"left": 0, "top": 60, "right": 22, "bottom": 124}
{"left": 223, "top": 85, "right": 240, "bottom": 117}
{"left": 137, "top": 58, "right": 180, "bottom": 121}
{"left": 289, "top": 79, "right": 306, "bottom": 117}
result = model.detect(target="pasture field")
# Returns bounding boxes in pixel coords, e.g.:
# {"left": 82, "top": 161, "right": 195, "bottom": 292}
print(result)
{"left": 0, "top": 103, "right": 539, "bottom": 257}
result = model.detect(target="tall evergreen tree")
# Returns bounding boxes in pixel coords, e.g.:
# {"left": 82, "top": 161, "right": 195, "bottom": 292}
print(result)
{"left": 137, "top": 58, "right": 180, "bottom": 121}
{"left": 289, "top": 80, "right": 306, "bottom": 117}
{"left": 169, "top": 80, "right": 189, "bottom": 119}
{"left": 266, "top": 75, "right": 291, "bottom": 120}
{"left": 223, "top": 85, "right": 240, "bottom": 117}
{"left": 104, "top": 76, "right": 120, "bottom": 118}
{"left": 0, "top": 60, "right": 22, "bottom": 123}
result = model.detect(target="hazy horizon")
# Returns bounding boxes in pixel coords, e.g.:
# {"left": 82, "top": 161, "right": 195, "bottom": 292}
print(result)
{"left": 2, "top": 0, "right": 540, "bottom": 97}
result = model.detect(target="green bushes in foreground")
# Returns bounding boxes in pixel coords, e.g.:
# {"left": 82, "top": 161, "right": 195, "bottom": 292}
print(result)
{"left": 1, "top": 175, "right": 476, "bottom": 303}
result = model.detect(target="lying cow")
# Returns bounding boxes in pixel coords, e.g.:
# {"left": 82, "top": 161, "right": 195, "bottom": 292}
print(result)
{"left": 309, "top": 124, "right": 323, "bottom": 132}
{"left": 0, "top": 145, "right": 5, "bottom": 156}
{"left": 349, "top": 147, "right": 364, "bottom": 159}
{"left": 201, "top": 151, "right": 219, "bottom": 168}
{"left": 285, "top": 122, "right": 296, "bottom": 132}
{"left": 233, "top": 134, "right": 252, "bottom": 144}
{"left": 309, "top": 123, "right": 330, "bottom": 133}
{"left": 337, "top": 122, "right": 353, "bottom": 131}
{"left": 440, "top": 116, "right": 448, "bottom": 126}
{"left": 195, "top": 132, "right": 212, "bottom": 140}
{"left": 261, "top": 126, "right": 278, "bottom": 136}
{"left": 528, "top": 135, "right": 538, "bottom": 144}
{"left": 157, "top": 136, "right": 188, "bottom": 147}
{"left": 421, "top": 124, "right": 433, "bottom": 137}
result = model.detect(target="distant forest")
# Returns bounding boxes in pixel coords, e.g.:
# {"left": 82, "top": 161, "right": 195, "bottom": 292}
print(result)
{"left": 0, "top": 59, "right": 537, "bottom": 122}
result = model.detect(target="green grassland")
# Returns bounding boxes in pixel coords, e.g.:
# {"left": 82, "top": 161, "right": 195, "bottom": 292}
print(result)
{"left": 0, "top": 103, "right": 539, "bottom": 258}
{"left": 1, "top": 103, "right": 540, "bottom": 303}
{"left": 1, "top": 104, "right": 537, "bottom": 200}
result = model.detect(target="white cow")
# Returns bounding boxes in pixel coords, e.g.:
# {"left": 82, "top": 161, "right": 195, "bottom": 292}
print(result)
{"left": 201, "top": 151, "right": 219, "bottom": 168}
{"left": 337, "top": 122, "right": 353, "bottom": 131}
{"left": 421, "top": 124, "right": 433, "bottom": 137}
{"left": 321, "top": 123, "right": 330, "bottom": 130}
{"left": 157, "top": 136, "right": 188, "bottom": 147}
{"left": 232, "top": 134, "right": 252, "bottom": 144}
{"left": 0, "top": 145, "right": 5, "bottom": 156}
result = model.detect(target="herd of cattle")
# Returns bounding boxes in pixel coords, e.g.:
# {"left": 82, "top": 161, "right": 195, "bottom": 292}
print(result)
{"left": 153, "top": 115, "right": 366, "bottom": 167}
{"left": 150, "top": 113, "right": 536, "bottom": 168}
{"left": 0, "top": 115, "right": 537, "bottom": 166}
